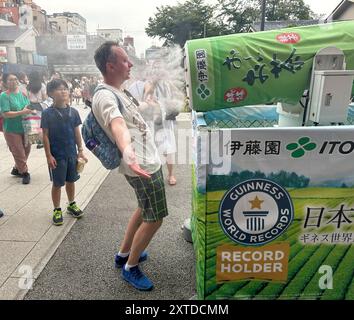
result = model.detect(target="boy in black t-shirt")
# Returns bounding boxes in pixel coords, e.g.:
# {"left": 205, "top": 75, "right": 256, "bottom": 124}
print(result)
{"left": 41, "top": 79, "right": 88, "bottom": 226}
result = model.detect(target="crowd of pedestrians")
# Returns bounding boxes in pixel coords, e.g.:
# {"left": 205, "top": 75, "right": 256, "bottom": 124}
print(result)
{"left": 0, "top": 71, "right": 97, "bottom": 182}
{"left": 0, "top": 70, "right": 94, "bottom": 221}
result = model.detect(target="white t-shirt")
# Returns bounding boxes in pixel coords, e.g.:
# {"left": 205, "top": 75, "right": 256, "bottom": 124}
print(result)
{"left": 92, "top": 83, "right": 161, "bottom": 176}
{"left": 28, "top": 83, "right": 47, "bottom": 103}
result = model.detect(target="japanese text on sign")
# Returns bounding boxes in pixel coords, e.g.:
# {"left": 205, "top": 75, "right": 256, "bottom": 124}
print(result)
{"left": 195, "top": 49, "right": 209, "bottom": 83}
{"left": 304, "top": 205, "right": 353, "bottom": 229}
{"left": 227, "top": 140, "right": 281, "bottom": 156}
{"left": 67, "top": 35, "right": 87, "bottom": 50}
{"left": 223, "top": 48, "right": 304, "bottom": 86}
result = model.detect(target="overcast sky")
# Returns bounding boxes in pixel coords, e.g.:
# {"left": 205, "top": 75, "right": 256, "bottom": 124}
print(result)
{"left": 35, "top": 0, "right": 338, "bottom": 57}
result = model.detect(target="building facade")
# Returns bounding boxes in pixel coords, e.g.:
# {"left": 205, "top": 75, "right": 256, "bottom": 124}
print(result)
{"left": 36, "top": 34, "right": 105, "bottom": 76}
{"left": 48, "top": 12, "right": 86, "bottom": 35}
{"left": 0, "top": 26, "right": 37, "bottom": 64}
{"left": 327, "top": 0, "right": 354, "bottom": 21}
{"left": 31, "top": 2, "right": 47, "bottom": 35}
{"left": 96, "top": 28, "right": 123, "bottom": 43}
{"left": 145, "top": 46, "right": 164, "bottom": 61}
{"left": 123, "top": 36, "right": 136, "bottom": 57}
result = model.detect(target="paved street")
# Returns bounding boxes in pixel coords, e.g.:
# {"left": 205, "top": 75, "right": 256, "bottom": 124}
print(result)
{"left": 0, "top": 106, "right": 195, "bottom": 299}
{"left": 25, "top": 164, "right": 195, "bottom": 300}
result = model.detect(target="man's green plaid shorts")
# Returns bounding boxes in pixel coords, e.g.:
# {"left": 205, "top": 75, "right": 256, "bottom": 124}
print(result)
{"left": 125, "top": 167, "right": 168, "bottom": 222}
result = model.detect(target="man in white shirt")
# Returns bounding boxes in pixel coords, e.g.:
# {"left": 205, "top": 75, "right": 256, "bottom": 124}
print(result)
{"left": 92, "top": 42, "right": 168, "bottom": 291}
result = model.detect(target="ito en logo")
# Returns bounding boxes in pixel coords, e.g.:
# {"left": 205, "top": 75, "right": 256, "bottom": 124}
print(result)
{"left": 276, "top": 32, "right": 301, "bottom": 44}
{"left": 224, "top": 87, "right": 248, "bottom": 104}
{"left": 196, "top": 84, "right": 211, "bottom": 100}
{"left": 219, "top": 179, "right": 294, "bottom": 246}
{"left": 286, "top": 137, "right": 317, "bottom": 158}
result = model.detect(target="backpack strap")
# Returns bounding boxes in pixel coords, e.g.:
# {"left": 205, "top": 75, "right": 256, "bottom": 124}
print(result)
{"left": 88, "top": 87, "right": 125, "bottom": 144}
{"left": 93, "top": 86, "right": 124, "bottom": 114}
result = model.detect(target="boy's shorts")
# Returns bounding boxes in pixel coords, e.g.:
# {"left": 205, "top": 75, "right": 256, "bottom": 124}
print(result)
{"left": 49, "top": 156, "right": 79, "bottom": 187}
{"left": 125, "top": 167, "right": 168, "bottom": 222}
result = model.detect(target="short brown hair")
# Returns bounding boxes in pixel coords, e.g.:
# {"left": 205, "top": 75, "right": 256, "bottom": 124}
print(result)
{"left": 94, "top": 41, "right": 120, "bottom": 75}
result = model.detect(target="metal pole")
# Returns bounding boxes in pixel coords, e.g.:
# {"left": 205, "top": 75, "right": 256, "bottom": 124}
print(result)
{"left": 261, "top": 0, "right": 266, "bottom": 31}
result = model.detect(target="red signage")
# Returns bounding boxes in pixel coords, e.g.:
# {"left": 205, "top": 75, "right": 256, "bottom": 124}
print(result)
{"left": 276, "top": 32, "right": 301, "bottom": 44}
{"left": 0, "top": 7, "right": 19, "bottom": 25}
{"left": 224, "top": 87, "right": 248, "bottom": 104}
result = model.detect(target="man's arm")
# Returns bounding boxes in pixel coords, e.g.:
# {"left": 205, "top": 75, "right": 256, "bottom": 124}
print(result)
{"left": 110, "top": 117, "right": 151, "bottom": 178}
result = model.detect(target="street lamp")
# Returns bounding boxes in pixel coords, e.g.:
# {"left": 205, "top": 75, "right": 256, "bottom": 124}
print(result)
{"left": 260, "top": 0, "right": 266, "bottom": 31}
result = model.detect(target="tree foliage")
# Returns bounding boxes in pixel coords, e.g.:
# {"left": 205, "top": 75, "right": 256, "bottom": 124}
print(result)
{"left": 146, "top": 0, "right": 220, "bottom": 47}
{"left": 208, "top": 170, "right": 310, "bottom": 192}
{"left": 261, "top": 0, "right": 314, "bottom": 21}
{"left": 146, "top": 0, "right": 315, "bottom": 47}
{"left": 215, "top": 0, "right": 260, "bottom": 34}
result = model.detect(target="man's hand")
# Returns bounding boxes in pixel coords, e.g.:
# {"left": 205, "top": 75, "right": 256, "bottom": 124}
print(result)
{"left": 123, "top": 145, "right": 151, "bottom": 178}
{"left": 47, "top": 155, "right": 57, "bottom": 169}
{"left": 110, "top": 119, "right": 151, "bottom": 179}
{"left": 129, "top": 163, "right": 151, "bottom": 179}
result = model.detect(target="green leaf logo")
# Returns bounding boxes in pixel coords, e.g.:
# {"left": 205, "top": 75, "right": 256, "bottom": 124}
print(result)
{"left": 197, "top": 84, "right": 211, "bottom": 100}
{"left": 286, "top": 137, "right": 317, "bottom": 158}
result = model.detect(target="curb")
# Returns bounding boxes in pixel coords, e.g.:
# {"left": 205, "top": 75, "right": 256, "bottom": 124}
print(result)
{"left": 12, "top": 170, "right": 110, "bottom": 300}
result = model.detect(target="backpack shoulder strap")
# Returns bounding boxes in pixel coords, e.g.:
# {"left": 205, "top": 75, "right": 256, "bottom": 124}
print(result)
{"left": 93, "top": 86, "right": 123, "bottom": 113}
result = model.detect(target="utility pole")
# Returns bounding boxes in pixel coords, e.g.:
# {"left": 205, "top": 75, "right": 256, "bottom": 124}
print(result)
{"left": 261, "top": 0, "right": 266, "bottom": 31}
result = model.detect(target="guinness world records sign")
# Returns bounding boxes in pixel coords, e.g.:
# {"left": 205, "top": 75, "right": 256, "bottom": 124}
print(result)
{"left": 191, "top": 123, "right": 354, "bottom": 300}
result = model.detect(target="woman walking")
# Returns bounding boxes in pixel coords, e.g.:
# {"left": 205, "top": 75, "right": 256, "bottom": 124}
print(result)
{"left": 27, "top": 71, "right": 47, "bottom": 148}
{"left": 0, "top": 73, "right": 36, "bottom": 184}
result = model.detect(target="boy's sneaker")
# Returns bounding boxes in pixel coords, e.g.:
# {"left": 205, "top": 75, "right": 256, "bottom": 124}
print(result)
{"left": 121, "top": 265, "right": 154, "bottom": 291}
{"left": 22, "top": 172, "right": 30, "bottom": 184}
{"left": 67, "top": 202, "right": 84, "bottom": 218}
{"left": 114, "top": 251, "right": 148, "bottom": 268}
{"left": 11, "top": 168, "right": 22, "bottom": 177}
{"left": 53, "top": 209, "right": 63, "bottom": 226}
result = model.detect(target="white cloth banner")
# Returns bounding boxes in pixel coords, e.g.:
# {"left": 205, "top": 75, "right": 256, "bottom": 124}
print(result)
{"left": 67, "top": 35, "right": 87, "bottom": 50}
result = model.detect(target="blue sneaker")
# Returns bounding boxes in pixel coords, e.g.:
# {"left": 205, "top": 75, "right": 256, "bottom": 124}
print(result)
{"left": 121, "top": 265, "right": 154, "bottom": 291}
{"left": 115, "top": 251, "right": 148, "bottom": 268}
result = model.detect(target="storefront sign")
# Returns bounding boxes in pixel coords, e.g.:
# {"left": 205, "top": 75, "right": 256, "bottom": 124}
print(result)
{"left": 67, "top": 35, "right": 87, "bottom": 50}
